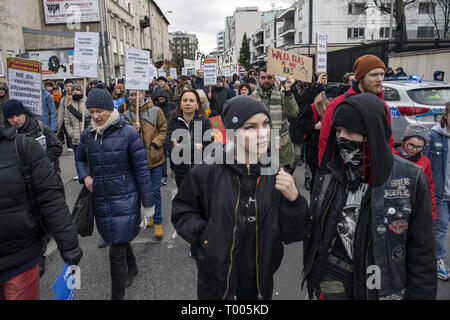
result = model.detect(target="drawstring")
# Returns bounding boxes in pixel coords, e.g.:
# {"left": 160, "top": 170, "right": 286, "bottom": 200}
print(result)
{"left": 362, "top": 139, "right": 366, "bottom": 179}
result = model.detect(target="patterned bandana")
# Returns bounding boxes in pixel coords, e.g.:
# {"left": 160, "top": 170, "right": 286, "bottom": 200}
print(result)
{"left": 337, "top": 138, "right": 370, "bottom": 191}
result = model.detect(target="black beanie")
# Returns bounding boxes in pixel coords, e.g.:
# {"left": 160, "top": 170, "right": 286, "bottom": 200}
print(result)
{"left": 222, "top": 95, "right": 270, "bottom": 130}
{"left": 3, "top": 99, "right": 28, "bottom": 119}
{"left": 86, "top": 88, "right": 115, "bottom": 110}
{"left": 333, "top": 101, "right": 367, "bottom": 136}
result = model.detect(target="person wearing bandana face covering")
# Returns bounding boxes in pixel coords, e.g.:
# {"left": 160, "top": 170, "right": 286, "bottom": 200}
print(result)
{"left": 303, "top": 93, "right": 437, "bottom": 300}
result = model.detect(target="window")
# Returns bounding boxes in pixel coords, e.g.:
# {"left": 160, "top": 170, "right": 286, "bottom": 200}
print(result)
{"left": 298, "top": 8, "right": 303, "bottom": 20}
{"left": 382, "top": 87, "right": 400, "bottom": 101}
{"left": 348, "top": 2, "right": 366, "bottom": 14}
{"left": 417, "top": 26, "right": 434, "bottom": 38}
{"left": 419, "top": 2, "right": 435, "bottom": 14}
{"left": 7, "top": 51, "right": 14, "bottom": 57}
{"left": 265, "top": 30, "right": 271, "bottom": 39}
{"left": 0, "top": 50, "right": 4, "bottom": 77}
{"left": 298, "top": 32, "right": 303, "bottom": 43}
{"left": 380, "top": 2, "right": 391, "bottom": 13}
{"left": 407, "top": 88, "right": 450, "bottom": 106}
{"left": 380, "top": 27, "right": 390, "bottom": 38}
{"left": 347, "top": 28, "right": 365, "bottom": 39}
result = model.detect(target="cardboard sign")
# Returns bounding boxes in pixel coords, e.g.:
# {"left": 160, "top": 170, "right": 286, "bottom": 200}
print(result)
{"left": 209, "top": 115, "right": 227, "bottom": 144}
{"left": 203, "top": 58, "right": 217, "bottom": 86}
{"left": 316, "top": 33, "right": 327, "bottom": 74}
{"left": 53, "top": 263, "right": 75, "bottom": 300}
{"left": 125, "top": 48, "right": 150, "bottom": 91}
{"left": 7, "top": 58, "right": 43, "bottom": 116}
{"left": 74, "top": 32, "right": 99, "bottom": 78}
{"left": 170, "top": 68, "right": 177, "bottom": 79}
{"left": 267, "top": 47, "right": 313, "bottom": 83}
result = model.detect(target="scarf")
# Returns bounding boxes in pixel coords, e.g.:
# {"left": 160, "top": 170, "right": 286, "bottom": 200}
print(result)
{"left": 337, "top": 137, "right": 370, "bottom": 192}
{"left": 254, "top": 85, "right": 283, "bottom": 130}
{"left": 91, "top": 109, "right": 120, "bottom": 140}
{"left": 397, "top": 146, "right": 421, "bottom": 162}
{"left": 52, "top": 92, "right": 62, "bottom": 103}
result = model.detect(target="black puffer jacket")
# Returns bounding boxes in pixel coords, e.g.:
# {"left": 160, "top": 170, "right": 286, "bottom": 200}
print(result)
{"left": 0, "top": 126, "right": 82, "bottom": 281}
{"left": 155, "top": 90, "right": 176, "bottom": 122}
{"left": 172, "top": 155, "right": 310, "bottom": 299}
{"left": 165, "top": 113, "right": 213, "bottom": 187}
{"left": 210, "top": 86, "right": 232, "bottom": 115}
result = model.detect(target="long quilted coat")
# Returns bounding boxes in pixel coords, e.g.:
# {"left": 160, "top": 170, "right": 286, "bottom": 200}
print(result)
{"left": 75, "top": 116, "right": 154, "bottom": 244}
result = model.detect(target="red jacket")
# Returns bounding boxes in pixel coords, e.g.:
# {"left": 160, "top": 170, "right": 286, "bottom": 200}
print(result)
{"left": 394, "top": 150, "right": 437, "bottom": 220}
{"left": 318, "top": 86, "right": 395, "bottom": 165}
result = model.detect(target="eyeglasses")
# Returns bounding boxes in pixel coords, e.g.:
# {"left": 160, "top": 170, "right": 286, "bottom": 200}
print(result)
{"left": 405, "top": 142, "right": 424, "bottom": 152}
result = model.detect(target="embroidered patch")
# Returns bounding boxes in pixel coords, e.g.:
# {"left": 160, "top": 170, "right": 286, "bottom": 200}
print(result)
{"left": 389, "top": 219, "right": 409, "bottom": 235}
{"left": 377, "top": 225, "right": 387, "bottom": 234}
{"left": 232, "top": 116, "right": 239, "bottom": 124}
{"left": 387, "top": 207, "right": 396, "bottom": 215}
{"left": 384, "top": 189, "right": 410, "bottom": 199}
{"left": 392, "top": 245, "right": 406, "bottom": 261}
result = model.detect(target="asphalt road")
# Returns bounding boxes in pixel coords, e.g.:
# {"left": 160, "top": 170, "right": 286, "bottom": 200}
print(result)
{"left": 39, "top": 148, "right": 450, "bottom": 300}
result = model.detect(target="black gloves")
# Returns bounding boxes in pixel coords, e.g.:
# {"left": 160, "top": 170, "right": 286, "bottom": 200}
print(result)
{"left": 61, "top": 246, "right": 83, "bottom": 266}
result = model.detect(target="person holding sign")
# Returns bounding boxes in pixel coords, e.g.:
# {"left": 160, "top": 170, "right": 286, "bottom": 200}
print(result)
{"left": 75, "top": 89, "right": 155, "bottom": 300}
{"left": 255, "top": 67, "right": 299, "bottom": 171}
{"left": 124, "top": 90, "right": 168, "bottom": 239}
{"left": 171, "top": 95, "right": 310, "bottom": 300}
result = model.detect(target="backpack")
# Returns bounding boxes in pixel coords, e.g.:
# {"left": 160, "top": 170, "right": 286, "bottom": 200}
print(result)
{"left": 15, "top": 133, "right": 47, "bottom": 234}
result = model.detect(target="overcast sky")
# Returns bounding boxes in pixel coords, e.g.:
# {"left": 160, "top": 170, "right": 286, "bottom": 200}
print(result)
{"left": 157, "top": 0, "right": 294, "bottom": 54}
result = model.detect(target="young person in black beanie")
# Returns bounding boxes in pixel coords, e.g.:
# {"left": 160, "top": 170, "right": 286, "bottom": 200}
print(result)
{"left": 303, "top": 93, "right": 437, "bottom": 300}
{"left": 171, "top": 95, "right": 310, "bottom": 300}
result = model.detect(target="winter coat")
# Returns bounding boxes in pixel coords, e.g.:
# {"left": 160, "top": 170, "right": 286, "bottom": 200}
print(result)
{"left": 290, "top": 87, "right": 317, "bottom": 145}
{"left": 210, "top": 86, "right": 232, "bottom": 115}
{"left": 5, "top": 113, "right": 62, "bottom": 173}
{"left": 0, "top": 126, "right": 81, "bottom": 281}
{"left": 57, "top": 95, "right": 67, "bottom": 133}
{"left": 75, "top": 114, "right": 154, "bottom": 244}
{"left": 174, "top": 83, "right": 192, "bottom": 103}
{"left": 394, "top": 149, "right": 437, "bottom": 220}
{"left": 304, "top": 93, "right": 436, "bottom": 300}
{"left": 424, "top": 124, "right": 450, "bottom": 203}
{"left": 154, "top": 90, "right": 176, "bottom": 121}
{"left": 318, "top": 84, "right": 395, "bottom": 165}
{"left": 295, "top": 103, "right": 321, "bottom": 172}
{"left": 192, "top": 77, "right": 208, "bottom": 97}
{"left": 151, "top": 87, "right": 173, "bottom": 104}
{"left": 64, "top": 97, "right": 87, "bottom": 146}
{"left": 39, "top": 88, "right": 58, "bottom": 132}
{"left": 0, "top": 82, "right": 9, "bottom": 125}
{"left": 165, "top": 113, "right": 213, "bottom": 187}
{"left": 172, "top": 157, "right": 310, "bottom": 299}
{"left": 123, "top": 100, "right": 167, "bottom": 169}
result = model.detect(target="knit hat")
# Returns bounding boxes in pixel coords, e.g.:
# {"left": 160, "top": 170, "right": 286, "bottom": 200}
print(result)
{"left": 222, "top": 95, "right": 270, "bottom": 130}
{"left": 71, "top": 82, "right": 83, "bottom": 92}
{"left": 333, "top": 101, "right": 367, "bottom": 137}
{"left": 3, "top": 99, "right": 28, "bottom": 119}
{"left": 86, "top": 88, "right": 115, "bottom": 110}
{"left": 217, "top": 76, "right": 224, "bottom": 83}
{"left": 402, "top": 125, "right": 429, "bottom": 144}
{"left": 354, "top": 55, "right": 386, "bottom": 82}
{"left": 157, "top": 76, "right": 168, "bottom": 83}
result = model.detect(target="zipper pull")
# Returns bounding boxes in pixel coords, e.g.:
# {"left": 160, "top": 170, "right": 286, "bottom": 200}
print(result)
{"left": 247, "top": 165, "right": 251, "bottom": 175}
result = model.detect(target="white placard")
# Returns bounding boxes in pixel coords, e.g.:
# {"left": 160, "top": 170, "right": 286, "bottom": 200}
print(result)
{"left": 182, "top": 68, "right": 187, "bottom": 76}
{"left": 316, "top": 33, "right": 327, "bottom": 74}
{"left": 149, "top": 64, "right": 158, "bottom": 81}
{"left": 222, "top": 65, "right": 231, "bottom": 77}
{"left": 183, "top": 59, "right": 195, "bottom": 70}
{"left": 7, "top": 58, "right": 43, "bottom": 116}
{"left": 74, "top": 32, "right": 99, "bottom": 78}
{"left": 203, "top": 58, "right": 217, "bottom": 86}
{"left": 28, "top": 49, "right": 76, "bottom": 80}
{"left": 125, "top": 48, "right": 150, "bottom": 91}
{"left": 42, "top": 0, "right": 100, "bottom": 24}
{"left": 170, "top": 68, "right": 177, "bottom": 79}
{"left": 158, "top": 68, "right": 167, "bottom": 79}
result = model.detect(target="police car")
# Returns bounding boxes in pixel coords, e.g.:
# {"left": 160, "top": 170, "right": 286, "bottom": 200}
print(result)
{"left": 382, "top": 76, "right": 450, "bottom": 145}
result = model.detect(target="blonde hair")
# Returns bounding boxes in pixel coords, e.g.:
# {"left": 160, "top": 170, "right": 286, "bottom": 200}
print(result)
{"left": 313, "top": 91, "right": 330, "bottom": 118}
{"left": 196, "top": 89, "right": 209, "bottom": 108}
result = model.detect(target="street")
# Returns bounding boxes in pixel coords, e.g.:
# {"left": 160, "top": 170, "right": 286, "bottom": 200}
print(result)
{"left": 38, "top": 147, "right": 450, "bottom": 300}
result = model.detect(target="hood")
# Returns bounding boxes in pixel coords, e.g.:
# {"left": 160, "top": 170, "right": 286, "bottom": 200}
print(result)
{"left": 432, "top": 123, "right": 450, "bottom": 137}
{"left": 433, "top": 70, "right": 445, "bottom": 80}
{"left": 155, "top": 90, "right": 168, "bottom": 101}
{"left": 0, "top": 124, "right": 16, "bottom": 140}
{"left": 0, "top": 82, "right": 9, "bottom": 101}
{"left": 320, "top": 92, "right": 393, "bottom": 187}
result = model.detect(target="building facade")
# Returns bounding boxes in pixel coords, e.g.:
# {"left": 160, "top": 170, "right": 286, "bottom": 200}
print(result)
{"left": 169, "top": 31, "right": 199, "bottom": 68}
{"left": 226, "top": 7, "right": 262, "bottom": 58}
{"left": 217, "top": 31, "right": 225, "bottom": 54}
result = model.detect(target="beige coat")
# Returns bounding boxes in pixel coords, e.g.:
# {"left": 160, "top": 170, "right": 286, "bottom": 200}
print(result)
{"left": 64, "top": 97, "right": 86, "bottom": 146}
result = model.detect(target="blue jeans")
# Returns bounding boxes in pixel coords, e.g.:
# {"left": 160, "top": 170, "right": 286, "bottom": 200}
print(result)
{"left": 435, "top": 200, "right": 450, "bottom": 259}
{"left": 150, "top": 165, "right": 163, "bottom": 224}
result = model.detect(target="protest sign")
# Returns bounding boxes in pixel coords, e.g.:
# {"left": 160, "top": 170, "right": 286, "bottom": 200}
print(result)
{"left": 73, "top": 32, "right": 99, "bottom": 78}
{"left": 7, "top": 58, "right": 43, "bottom": 116}
{"left": 170, "top": 68, "right": 177, "bottom": 79}
{"left": 158, "top": 68, "right": 167, "bottom": 79}
{"left": 222, "top": 65, "right": 231, "bottom": 77}
{"left": 42, "top": 0, "right": 100, "bottom": 24}
{"left": 316, "top": 33, "right": 327, "bottom": 74}
{"left": 149, "top": 64, "right": 158, "bottom": 81}
{"left": 203, "top": 58, "right": 217, "bottom": 86}
{"left": 125, "top": 48, "right": 150, "bottom": 91}
{"left": 267, "top": 47, "right": 313, "bottom": 83}
{"left": 209, "top": 116, "right": 227, "bottom": 144}
{"left": 28, "top": 49, "right": 75, "bottom": 80}
{"left": 182, "top": 68, "right": 187, "bottom": 76}
{"left": 195, "top": 48, "right": 237, "bottom": 76}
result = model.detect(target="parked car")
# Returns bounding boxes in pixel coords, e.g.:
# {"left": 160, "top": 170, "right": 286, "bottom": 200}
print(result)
{"left": 382, "top": 79, "right": 450, "bottom": 145}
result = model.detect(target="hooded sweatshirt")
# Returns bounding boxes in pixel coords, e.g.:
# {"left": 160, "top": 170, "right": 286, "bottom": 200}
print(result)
{"left": 432, "top": 123, "right": 450, "bottom": 199}
{"left": 0, "top": 82, "right": 9, "bottom": 124}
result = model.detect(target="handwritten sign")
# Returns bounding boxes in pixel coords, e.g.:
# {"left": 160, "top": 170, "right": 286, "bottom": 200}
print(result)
{"left": 195, "top": 48, "right": 238, "bottom": 77}
{"left": 125, "top": 48, "right": 150, "bottom": 91}
{"left": 74, "top": 32, "right": 99, "bottom": 78}
{"left": 7, "top": 58, "right": 43, "bottom": 116}
{"left": 267, "top": 47, "right": 313, "bottom": 83}
{"left": 316, "top": 33, "right": 327, "bottom": 74}
{"left": 203, "top": 58, "right": 217, "bottom": 86}
{"left": 210, "top": 116, "right": 227, "bottom": 144}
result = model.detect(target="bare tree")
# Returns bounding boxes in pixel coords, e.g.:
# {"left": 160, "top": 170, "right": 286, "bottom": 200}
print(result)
{"left": 0, "top": 0, "right": 16, "bottom": 29}
{"left": 372, "top": 0, "right": 418, "bottom": 51}
{"left": 424, "top": 0, "right": 450, "bottom": 39}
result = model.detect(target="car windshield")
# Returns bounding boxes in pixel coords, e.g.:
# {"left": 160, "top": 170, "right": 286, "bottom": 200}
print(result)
{"left": 407, "top": 87, "right": 450, "bottom": 106}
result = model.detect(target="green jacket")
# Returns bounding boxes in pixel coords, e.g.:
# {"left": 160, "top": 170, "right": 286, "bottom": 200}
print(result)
{"left": 258, "top": 87, "right": 299, "bottom": 166}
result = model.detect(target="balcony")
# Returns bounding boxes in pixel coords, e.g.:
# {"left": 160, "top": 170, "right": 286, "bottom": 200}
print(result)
{"left": 253, "top": 38, "right": 264, "bottom": 49}
{"left": 279, "top": 23, "right": 295, "bottom": 37}
{"left": 278, "top": 7, "right": 295, "bottom": 20}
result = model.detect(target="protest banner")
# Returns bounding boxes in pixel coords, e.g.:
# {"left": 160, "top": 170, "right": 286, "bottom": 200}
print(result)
{"left": 195, "top": 48, "right": 238, "bottom": 76}
{"left": 125, "top": 48, "right": 150, "bottom": 122}
{"left": 209, "top": 115, "right": 227, "bottom": 144}
{"left": 7, "top": 57, "right": 42, "bottom": 116}
{"left": 28, "top": 49, "right": 75, "bottom": 80}
{"left": 42, "top": 0, "right": 100, "bottom": 24}
{"left": 73, "top": 32, "right": 99, "bottom": 78}
{"left": 316, "top": 33, "right": 327, "bottom": 74}
{"left": 203, "top": 58, "right": 217, "bottom": 86}
{"left": 170, "top": 68, "right": 177, "bottom": 79}
{"left": 267, "top": 47, "right": 313, "bottom": 83}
